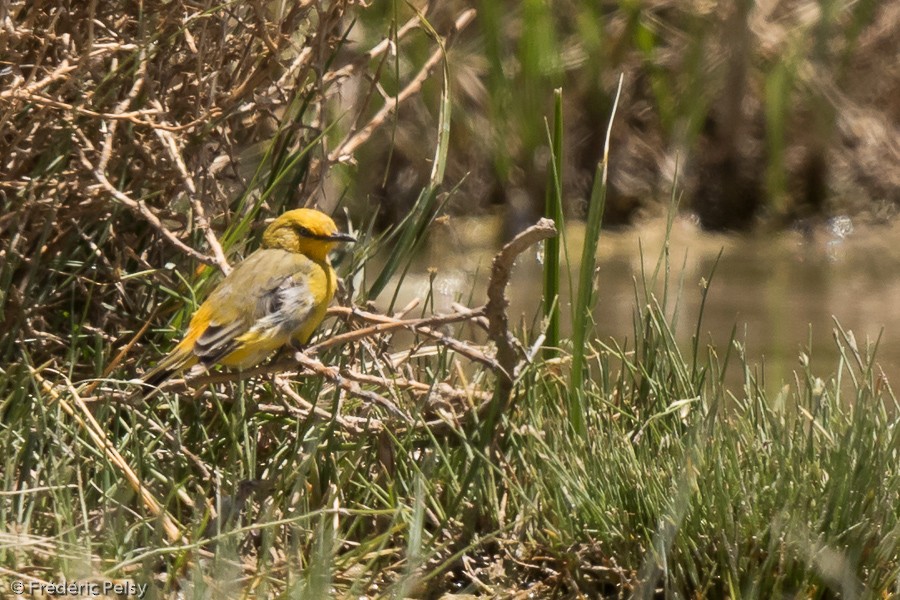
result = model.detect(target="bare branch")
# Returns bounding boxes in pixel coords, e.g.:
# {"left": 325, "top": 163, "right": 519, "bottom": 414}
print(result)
{"left": 325, "top": 9, "right": 476, "bottom": 166}
{"left": 152, "top": 109, "right": 231, "bottom": 275}
{"left": 484, "top": 218, "right": 558, "bottom": 414}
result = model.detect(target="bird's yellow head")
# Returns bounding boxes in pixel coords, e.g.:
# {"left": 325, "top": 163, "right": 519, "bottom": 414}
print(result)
{"left": 262, "top": 208, "right": 355, "bottom": 263}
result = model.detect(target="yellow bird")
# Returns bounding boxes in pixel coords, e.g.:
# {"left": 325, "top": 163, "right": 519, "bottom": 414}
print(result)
{"left": 141, "top": 208, "right": 355, "bottom": 388}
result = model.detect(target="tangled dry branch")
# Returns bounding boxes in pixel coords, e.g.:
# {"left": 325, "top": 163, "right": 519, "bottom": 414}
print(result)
{"left": 1, "top": 0, "right": 476, "bottom": 370}
{"left": 135, "top": 219, "right": 558, "bottom": 437}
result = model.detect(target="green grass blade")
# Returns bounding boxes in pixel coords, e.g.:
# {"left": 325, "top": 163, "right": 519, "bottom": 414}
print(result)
{"left": 569, "top": 74, "right": 622, "bottom": 436}
{"left": 542, "top": 88, "right": 564, "bottom": 359}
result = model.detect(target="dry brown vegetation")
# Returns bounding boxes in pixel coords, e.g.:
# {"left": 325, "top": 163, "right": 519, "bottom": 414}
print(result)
{"left": 0, "top": 0, "right": 476, "bottom": 371}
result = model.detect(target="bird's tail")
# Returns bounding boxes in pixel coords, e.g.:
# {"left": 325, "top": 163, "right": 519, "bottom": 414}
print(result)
{"left": 133, "top": 341, "right": 197, "bottom": 400}
{"left": 141, "top": 361, "right": 178, "bottom": 388}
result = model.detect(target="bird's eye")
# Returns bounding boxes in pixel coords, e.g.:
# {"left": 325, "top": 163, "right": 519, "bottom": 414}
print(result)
{"left": 296, "top": 225, "right": 313, "bottom": 238}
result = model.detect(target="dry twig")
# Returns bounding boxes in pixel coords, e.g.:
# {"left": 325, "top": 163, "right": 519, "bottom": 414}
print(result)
{"left": 30, "top": 368, "right": 183, "bottom": 543}
{"left": 154, "top": 219, "right": 557, "bottom": 438}
{"left": 483, "top": 219, "right": 558, "bottom": 428}
{"left": 324, "top": 9, "right": 476, "bottom": 167}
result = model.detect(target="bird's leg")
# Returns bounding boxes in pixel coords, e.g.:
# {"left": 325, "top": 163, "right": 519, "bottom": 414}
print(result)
{"left": 269, "top": 340, "right": 303, "bottom": 365}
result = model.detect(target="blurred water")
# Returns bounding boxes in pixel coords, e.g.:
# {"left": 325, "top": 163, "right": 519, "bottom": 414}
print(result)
{"left": 368, "top": 215, "right": 900, "bottom": 393}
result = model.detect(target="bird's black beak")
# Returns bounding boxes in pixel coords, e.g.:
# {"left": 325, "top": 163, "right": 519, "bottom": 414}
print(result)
{"left": 329, "top": 232, "right": 357, "bottom": 243}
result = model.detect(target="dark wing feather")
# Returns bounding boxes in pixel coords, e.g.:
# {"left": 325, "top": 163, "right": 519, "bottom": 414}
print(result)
{"left": 192, "top": 321, "right": 246, "bottom": 365}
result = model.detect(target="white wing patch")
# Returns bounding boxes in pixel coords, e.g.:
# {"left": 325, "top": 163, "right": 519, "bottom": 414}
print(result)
{"left": 251, "top": 277, "right": 316, "bottom": 340}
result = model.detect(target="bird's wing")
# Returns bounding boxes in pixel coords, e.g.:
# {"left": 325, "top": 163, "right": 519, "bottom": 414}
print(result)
{"left": 189, "top": 249, "right": 324, "bottom": 365}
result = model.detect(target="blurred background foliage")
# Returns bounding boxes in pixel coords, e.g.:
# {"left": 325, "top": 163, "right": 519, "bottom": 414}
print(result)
{"left": 345, "top": 0, "right": 897, "bottom": 232}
